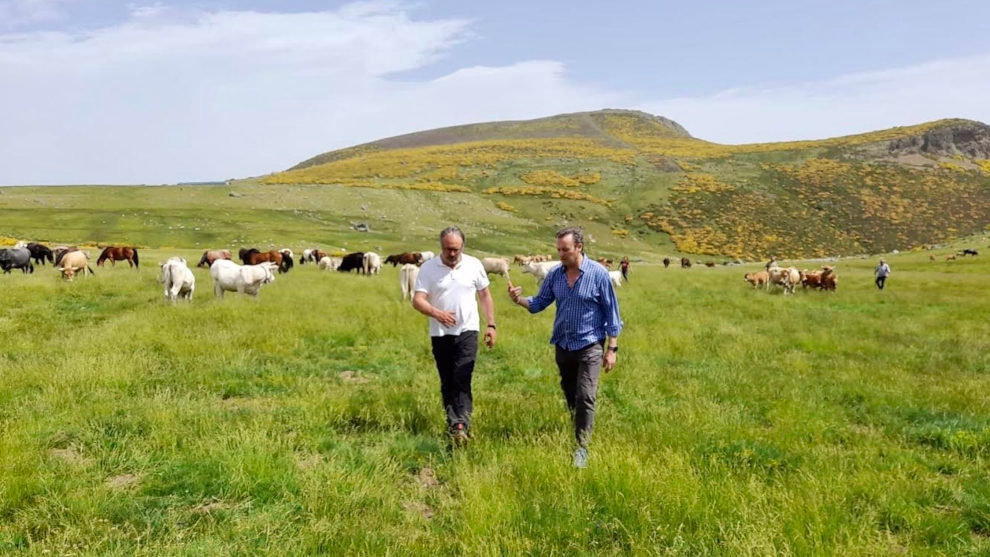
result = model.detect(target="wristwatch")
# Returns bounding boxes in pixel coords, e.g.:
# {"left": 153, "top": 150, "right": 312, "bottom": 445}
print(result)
{"left": 607, "top": 346, "right": 618, "bottom": 353}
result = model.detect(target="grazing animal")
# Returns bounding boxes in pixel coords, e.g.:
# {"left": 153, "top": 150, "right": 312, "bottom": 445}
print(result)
{"left": 57, "top": 250, "right": 94, "bottom": 280}
{"left": 513, "top": 255, "right": 530, "bottom": 265}
{"left": 961, "top": 248, "right": 979, "bottom": 256}
{"left": 317, "top": 256, "right": 341, "bottom": 271}
{"left": 54, "top": 246, "right": 79, "bottom": 266}
{"left": 820, "top": 266, "right": 838, "bottom": 291}
{"left": 663, "top": 257, "right": 671, "bottom": 268}
{"left": 385, "top": 252, "right": 423, "bottom": 266}
{"left": 197, "top": 249, "right": 231, "bottom": 268}
{"left": 521, "top": 260, "right": 561, "bottom": 285}
{"left": 0, "top": 248, "right": 34, "bottom": 274}
{"left": 300, "top": 249, "right": 328, "bottom": 265}
{"left": 597, "top": 257, "right": 613, "bottom": 269}
{"left": 240, "top": 248, "right": 292, "bottom": 273}
{"left": 419, "top": 251, "right": 435, "bottom": 262}
{"left": 704, "top": 261, "right": 716, "bottom": 268}
{"left": 97, "top": 246, "right": 139, "bottom": 268}
{"left": 399, "top": 263, "right": 420, "bottom": 300}
{"left": 800, "top": 270, "right": 824, "bottom": 290}
{"left": 481, "top": 257, "right": 511, "bottom": 279}
{"left": 620, "top": 257, "right": 630, "bottom": 282}
{"left": 768, "top": 265, "right": 801, "bottom": 295}
{"left": 930, "top": 254, "right": 937, "bottom": 262}
{"left": 210, "top": 259, "right": 276, "bottom": 299}
{"left": 680, "top": 257, "right": 692, "bottom": 268}
{"left": 744, "top": 271, "right": 769, "bottom": 288}
{"left": 25, "top": 243, "right": 54, "bottom": 265}
{"left": 946, "top": 254, "right": 957, "bottom": 261}
{"left": 363, "top": 252, "right": 382, "bottom": 275}
{"left": 337, "top": 252, "right": 365, "bottom": 273}
{"left": 159, "top": 257, "right": 195, "bottom": 303}
{"left": 608, "top": 270, "right": 623, "bottom": 288}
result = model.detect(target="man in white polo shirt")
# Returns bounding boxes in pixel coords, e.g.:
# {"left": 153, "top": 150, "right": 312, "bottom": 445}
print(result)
{"left": 412, "top": 226, "right": 496, "bottom": 444}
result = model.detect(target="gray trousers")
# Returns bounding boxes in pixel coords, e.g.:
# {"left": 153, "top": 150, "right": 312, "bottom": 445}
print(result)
{"left": 555, "top": 342, "right": 604, "bottom": 447}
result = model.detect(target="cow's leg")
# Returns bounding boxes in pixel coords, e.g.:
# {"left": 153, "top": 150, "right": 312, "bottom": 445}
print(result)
{"left": 215, "top": 284, "right": 224, "bottom": 298}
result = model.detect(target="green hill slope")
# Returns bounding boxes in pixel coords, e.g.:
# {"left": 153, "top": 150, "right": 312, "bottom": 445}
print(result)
{"left": 263, "top": 110, "right": 990, "bottom": 258}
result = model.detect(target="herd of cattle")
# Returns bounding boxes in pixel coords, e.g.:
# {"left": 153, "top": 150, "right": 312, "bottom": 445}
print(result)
{"left": 5, "top": 239, "right": 982, "bottom": 302}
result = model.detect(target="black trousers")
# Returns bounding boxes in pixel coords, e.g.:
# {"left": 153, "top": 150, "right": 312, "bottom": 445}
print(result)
{"left": 555, "top": 342, "right": 604, "bottom": 447}
{"left": 430, "top": 331, "right": 478, "bottom": 430}
{"left": 876, "top": 276, "right": 887, "bottom": 290}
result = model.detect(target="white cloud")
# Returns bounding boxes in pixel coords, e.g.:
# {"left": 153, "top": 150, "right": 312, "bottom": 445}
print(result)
{"left": 0, "top": 0, "right": 72, "bottom": 27}
{"left": 0, "top": 2, "right": 619, "bottom": 184}
{"left": 640, "top": 54, "right": 990, "bottom": 144}
{"left": 1, "top": 1, "right": 988, "bottom": 185}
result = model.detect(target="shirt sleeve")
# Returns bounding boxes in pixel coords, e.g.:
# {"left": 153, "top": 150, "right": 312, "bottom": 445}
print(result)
{"left": 475, "top": 260, "right": 491, "bottom": 291}
{"left": 414, "top": 266, "right": 429, "bottom": 294}
{"left": 526, "top": 270, "right": 556, "bottom": 313}
{"left": 599, "top": 272, "right": 623, "bottom": 337}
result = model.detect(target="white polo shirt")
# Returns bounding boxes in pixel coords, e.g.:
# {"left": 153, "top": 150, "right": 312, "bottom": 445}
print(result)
{"left": 415, "top": 254, "right": 491, "bottom": 337}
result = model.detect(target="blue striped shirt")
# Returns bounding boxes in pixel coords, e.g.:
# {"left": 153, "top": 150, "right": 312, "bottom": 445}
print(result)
{"left": 527, "top": 256, "right": 623, "bottom": 351}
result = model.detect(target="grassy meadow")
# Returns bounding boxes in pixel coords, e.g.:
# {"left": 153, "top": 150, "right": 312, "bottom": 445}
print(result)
{"left": 1, "top": 242, "right": 989, "bottom": 555}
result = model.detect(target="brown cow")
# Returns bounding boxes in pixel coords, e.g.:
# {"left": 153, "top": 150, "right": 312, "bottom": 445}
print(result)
{"left": 663, "top": 257, "right": 671, "bottom": 268}
{"left": 820, "top": 266, "right": 838, "bottom": 291}
{"left": 385, "top": 252, "right": 423, "bottom": 266}
{"left": 704, "top": 261, "right": 716, "bottom": 268}
{"left": 801, "top": 270, "right": 824, "bottom": 290}
{"left": 597, "top": 257, "right": 613, "bottom": 269}
{"left": 680, "top": 257, "right": 691, "bottom": 268}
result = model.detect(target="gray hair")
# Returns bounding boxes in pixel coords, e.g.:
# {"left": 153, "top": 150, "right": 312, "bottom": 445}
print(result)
{"left": 439, "top": 226, "right": 465, "bottom": 244}
{"left": 556, "top": 226, "right": 584, "bottom": 247}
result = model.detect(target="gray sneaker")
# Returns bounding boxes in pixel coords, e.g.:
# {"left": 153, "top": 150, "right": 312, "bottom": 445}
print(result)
{"left": 573, "top": 447, "right": 589, "bottom": 468}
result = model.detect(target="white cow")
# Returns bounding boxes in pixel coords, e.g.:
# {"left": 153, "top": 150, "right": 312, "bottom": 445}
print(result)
{"left": 767, "top": 265, "right": 801, "bottom": 295}
{"left": 419, "top": 251, "right": 435, "bottom": 263}
{"left": 399, "top": 263, "right": 420, "bottom": 300}
{"left": 210, "top": 259, "right": 277, "bottom": 299}
{"left": 159, "top": 257, "right": 195, "bottom": 303}
{"left": 363, "top": 252, "right": 382, "bottom": 275}
{"left": 481, "top": 257, "right": 511, "bottom": 279}
{"left": 608, "top": 270, "right": 623, "bottom": 288}
{"left": 522, "top": 260, "right": 561, "bottom": 286}
{"left": 318, "top": 256, "right": 341, "bottom": 271}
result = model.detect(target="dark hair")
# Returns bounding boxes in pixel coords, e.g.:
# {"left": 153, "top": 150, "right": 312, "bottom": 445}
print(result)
{"left": 440, "top": 226, "right": 465, "bottom": 244}
{"left": 556, "top": 226, "right": 584, "bottom": 247}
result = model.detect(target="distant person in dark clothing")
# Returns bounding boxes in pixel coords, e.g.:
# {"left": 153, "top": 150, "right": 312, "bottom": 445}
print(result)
{"left": 875, "top": 259, "right": 891, "bottom": 290}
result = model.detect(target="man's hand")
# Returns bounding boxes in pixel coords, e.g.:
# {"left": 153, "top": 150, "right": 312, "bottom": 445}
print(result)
{"left": 484, "top": 327, "right": 497, "bottom": 348}
{"left": 603, "top": 349, "right": 617, "bottom": 373}
{"left": 507, "top": 284, "right": 523, "bottom": 304}
{"left": 433, "top": 309, "right": 457, "bottom": 327}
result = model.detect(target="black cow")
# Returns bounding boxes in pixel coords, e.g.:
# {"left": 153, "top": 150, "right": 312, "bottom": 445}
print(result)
{"left": 26, "top": 243, "right": 54, "bottom": 265}
{"left": 337, "top": 252, "right": 365, "bottom": 273}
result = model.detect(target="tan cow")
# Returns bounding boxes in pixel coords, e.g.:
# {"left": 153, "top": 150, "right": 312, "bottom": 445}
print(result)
{"left": 768, "top": 265, "right": 801, "bottom": 295}
{"left": 481, "top": 257, "right": 511, "bottom": 279}
{"left": 58, "top": 250, "right": 94, "bottom": 280}
{"left": 744, "top": 270, "right": 769, "bottom": 288}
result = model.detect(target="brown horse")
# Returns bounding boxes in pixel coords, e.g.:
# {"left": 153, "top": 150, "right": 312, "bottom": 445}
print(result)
{"left": 240, "top": 248, "right": 292, "bottom": 273}
{"left": 198, "top": 249, "right": 232, "bottom": 268}
{"left": 97, "top": 246, "right": 139, "bottom": 268}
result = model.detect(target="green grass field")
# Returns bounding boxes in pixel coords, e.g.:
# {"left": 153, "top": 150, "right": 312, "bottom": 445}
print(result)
{"left": 1, "top": 242, "right": 989, "bottom": 555}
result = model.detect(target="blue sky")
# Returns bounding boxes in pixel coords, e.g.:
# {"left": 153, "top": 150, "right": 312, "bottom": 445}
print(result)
{"left": 2, "top": 0, "right": 989, "bottom": 184}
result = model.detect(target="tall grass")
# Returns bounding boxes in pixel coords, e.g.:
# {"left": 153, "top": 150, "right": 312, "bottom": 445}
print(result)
{"left": 1, "top": 247, "right": 988, "bottom": 554}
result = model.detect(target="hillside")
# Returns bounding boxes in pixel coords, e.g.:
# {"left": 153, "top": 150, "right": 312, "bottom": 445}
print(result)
{"left": 263, "top": 110, "right": 990, "bottom": 259}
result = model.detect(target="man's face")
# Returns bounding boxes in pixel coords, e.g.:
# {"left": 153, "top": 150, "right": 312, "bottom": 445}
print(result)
{"left": 556, "top": 234, "right": 582, "bottom": 267}
{"left": 441, "top": 234, "right": 463, "bottom": 266}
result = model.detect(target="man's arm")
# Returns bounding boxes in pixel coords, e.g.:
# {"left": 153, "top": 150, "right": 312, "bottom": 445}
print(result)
{"left": 478, "top": 287, "right": 496, "bottom": 347}
{"left": 508, "top": 270, "right": 555, "bottom": 313}
{"left": 600, "top": 273, "right": 623, "bottom": 372}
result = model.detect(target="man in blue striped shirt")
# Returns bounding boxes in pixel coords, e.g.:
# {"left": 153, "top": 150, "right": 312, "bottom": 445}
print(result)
{"left": 508, "top": 227, "right": 623, "bottom": 468}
